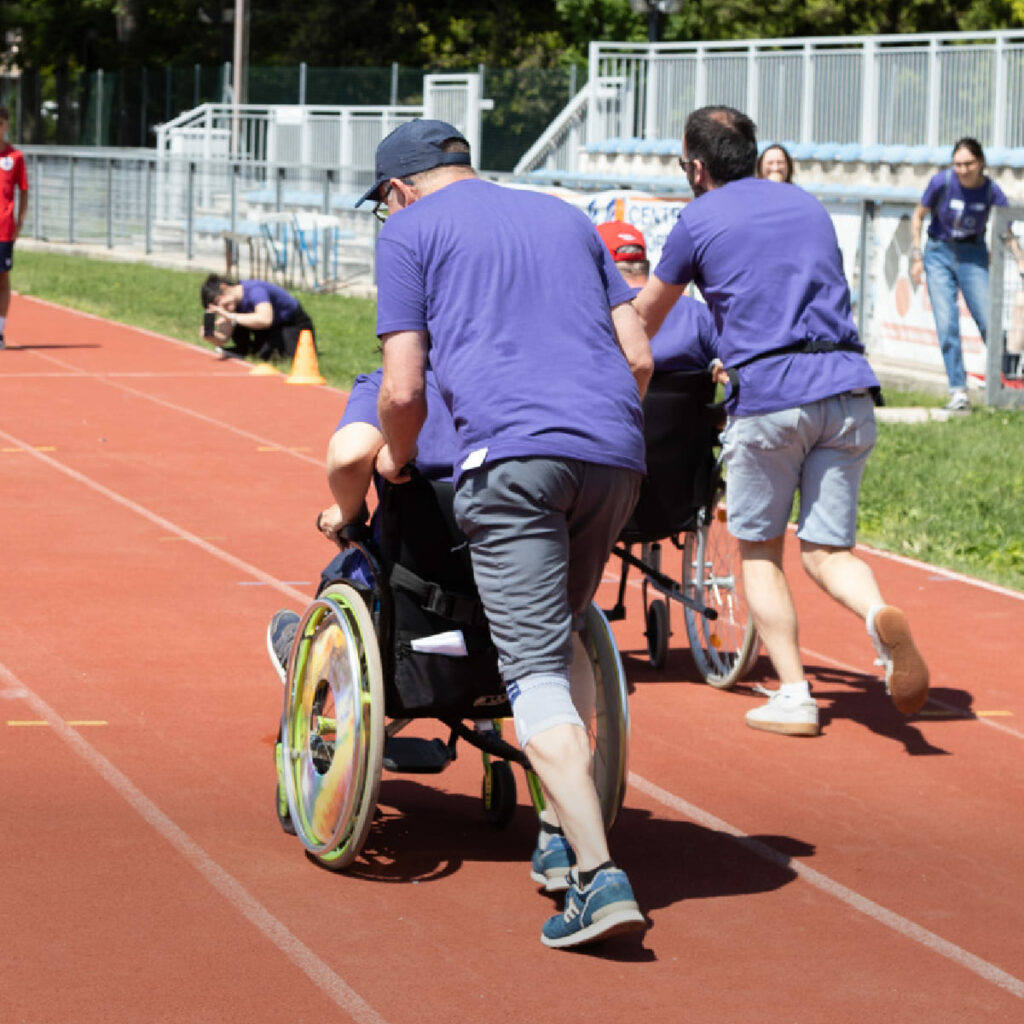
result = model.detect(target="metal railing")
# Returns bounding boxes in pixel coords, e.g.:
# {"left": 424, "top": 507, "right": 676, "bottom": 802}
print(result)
{"left": 570, "top": 31, "right": 1024, "bottom": 157}
{"left": 21, "top": 147, "right": 379, "bottom": 289}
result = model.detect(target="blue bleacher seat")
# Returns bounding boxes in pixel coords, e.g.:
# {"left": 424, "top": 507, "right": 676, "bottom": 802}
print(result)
{"left": 906, "top": 145, "right": 934, "bottom": 165}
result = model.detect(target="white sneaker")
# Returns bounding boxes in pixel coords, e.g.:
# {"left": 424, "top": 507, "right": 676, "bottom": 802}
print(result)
{"left": 944, "top": 390, "right": 969, "bottom": 412}
{"left": 745, "top": 689, "right": 820, "bottom": 737}
{"left": 867, "top": 606, "right": 929, "bottom": 714}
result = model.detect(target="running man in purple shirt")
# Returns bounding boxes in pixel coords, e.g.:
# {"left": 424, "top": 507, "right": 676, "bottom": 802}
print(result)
{"left": 635, "top": 106, "right": 929, "bottom": 739}
{"left": 362, "top": 118, "right": 652, "bottom": 949}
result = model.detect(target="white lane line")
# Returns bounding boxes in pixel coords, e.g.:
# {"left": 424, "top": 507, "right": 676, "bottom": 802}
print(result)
{"left": 857, "top": 540, "right": 1024, "bottom": 603}
{"left": 0, "top": 426, "right": 310, "bottom": 607}
{"left": 24, "top": 347, "right": 327, "bottom": 469}
{"left": 629, "top": 772, "right": 1024, "bottom": 1000}
{"left": 0, "top": 661, "right": 389, "bottom": 1024}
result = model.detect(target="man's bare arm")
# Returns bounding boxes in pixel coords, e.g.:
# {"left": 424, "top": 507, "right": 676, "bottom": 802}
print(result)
{"left": 633, "top": 275, "right": 686, "bottom": 340}
{"left": 378, "top": 329, "right": 429, "bottom": 481}
{"left": 610, "top": 302, "right": 654, "bottom": 398}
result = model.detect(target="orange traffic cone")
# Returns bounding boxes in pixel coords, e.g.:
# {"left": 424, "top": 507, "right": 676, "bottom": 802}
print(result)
{"left": 285, "top": 329, "right": 326, "bottom": 385}
{"left": 250, "top": 362, "right": 280, "bottom": 376}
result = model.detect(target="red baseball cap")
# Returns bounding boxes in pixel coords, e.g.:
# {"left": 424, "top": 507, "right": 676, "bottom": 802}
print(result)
{"left": 596, "top": 221, "right": 648, "bottom": 262}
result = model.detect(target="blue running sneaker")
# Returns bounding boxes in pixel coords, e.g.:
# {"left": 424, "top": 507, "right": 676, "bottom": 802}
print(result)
{"left": 266, "top": 609, "right": 299, "bottom": 685}
{"left": 541, "top": 867, "right": 645, "bottom": 949}
{"left": 530, "top": 833, "right": 575, "bottom": 892}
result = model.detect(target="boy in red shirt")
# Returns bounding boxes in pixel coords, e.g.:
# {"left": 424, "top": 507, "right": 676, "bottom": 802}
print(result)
{"left": 0, "top": 106, "right": 29, "bottom": 349}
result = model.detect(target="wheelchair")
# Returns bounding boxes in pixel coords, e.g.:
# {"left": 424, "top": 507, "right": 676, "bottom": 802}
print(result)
{"left": 278, "top": 473, "right": 631, "bottom": 870}
{"left": 605, "top": 369, "right": 759, "bottom": 688}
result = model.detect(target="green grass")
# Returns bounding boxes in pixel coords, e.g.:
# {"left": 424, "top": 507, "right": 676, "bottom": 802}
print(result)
{"left": 859, "top": 410, "right": 1024, "bottom": 590}
{"left": 13, "top": 249, "right": 1024, "bottom": 592}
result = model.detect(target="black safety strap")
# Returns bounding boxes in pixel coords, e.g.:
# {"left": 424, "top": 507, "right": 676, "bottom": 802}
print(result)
{"left": 389, "top": 562, "right": 488, "bottom": 627}
{"left": 721, "top": 338, "right": 883, "bottom": 408}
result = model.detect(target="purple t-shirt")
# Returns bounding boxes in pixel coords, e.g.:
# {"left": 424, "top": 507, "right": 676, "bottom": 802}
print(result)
{"left": 650, "top": 293, "right": 717, "bottom": 372}
{"left": 375, "top": 178, "right": 645, "bottom": 484}
{"left": 921, "top": 169, "right": 1008, "bottom": 243}
{"left": 240, "top": 280, "right": 300, "bottom": 325}
{"left": 654, "top": 178, "right": 878, "bottom": 415}
{"left": 338, "top": 367, "right": 457, "bottom": 481}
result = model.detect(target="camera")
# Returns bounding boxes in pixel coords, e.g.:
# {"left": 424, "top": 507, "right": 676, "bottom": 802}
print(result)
{"left": 203, "top": 311, "right": 217, "bottom": 339}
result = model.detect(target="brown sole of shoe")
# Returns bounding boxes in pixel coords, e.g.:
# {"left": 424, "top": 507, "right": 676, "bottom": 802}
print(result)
{"left": 874, "top": 606, "right": 930, "bottom": 714}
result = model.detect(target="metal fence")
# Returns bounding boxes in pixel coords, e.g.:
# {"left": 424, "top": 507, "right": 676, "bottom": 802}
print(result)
{"left": 581, "top": 30, "right": 1024, "bottom": 152}
{"left": 0, "top": 62, "right": 581, "bottom": 173}
{"left": 22, "top": 147, "right": 381, "bottom": 291}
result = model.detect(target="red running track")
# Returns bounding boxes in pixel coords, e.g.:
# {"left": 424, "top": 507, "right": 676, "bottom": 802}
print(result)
{"left": 1, "top": 295, "right": 1022, "bottom": 1023}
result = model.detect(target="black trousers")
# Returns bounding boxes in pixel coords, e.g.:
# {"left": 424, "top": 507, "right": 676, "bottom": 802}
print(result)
{"left": 228, "top": 304, "right": 315, "bottom": 359}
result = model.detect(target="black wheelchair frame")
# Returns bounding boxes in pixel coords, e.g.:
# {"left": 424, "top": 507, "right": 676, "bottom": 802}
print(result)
{"left": 278, "top": 475, "right": 631, "bottom": 871}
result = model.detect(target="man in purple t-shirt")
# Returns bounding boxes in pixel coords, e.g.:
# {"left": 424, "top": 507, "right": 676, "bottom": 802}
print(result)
{"left": 635, "top": 106, "right": 929, "bottom": 739}
{"left": 361, "top": 118, "right": 651, "bottom": 950}
{"left": 201, "top": 274, "right": 315, "bottom": 361}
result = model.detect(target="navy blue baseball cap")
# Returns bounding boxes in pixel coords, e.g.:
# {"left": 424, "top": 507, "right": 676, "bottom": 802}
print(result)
{"left": 355, "top": 119, "right": 471, "bottom": 207}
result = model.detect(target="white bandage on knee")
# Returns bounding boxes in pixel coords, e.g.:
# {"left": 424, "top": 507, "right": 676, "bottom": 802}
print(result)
{"left": 506, "top": 671, "right": 583, "bottom": 748}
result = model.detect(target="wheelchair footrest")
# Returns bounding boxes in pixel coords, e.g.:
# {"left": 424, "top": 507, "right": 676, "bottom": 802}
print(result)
{"left": 383, "top": 736, "right": 452, "bottom": 774}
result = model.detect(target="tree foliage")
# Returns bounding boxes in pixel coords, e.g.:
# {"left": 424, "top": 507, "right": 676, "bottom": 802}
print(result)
{"left": 1, "top": 0, "right": 1021, "bottom": 140}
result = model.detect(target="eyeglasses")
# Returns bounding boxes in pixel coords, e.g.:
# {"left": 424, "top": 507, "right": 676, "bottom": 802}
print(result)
{"left": 678, "top": 157, "right": 698, "bottom": 174}
{"left": 372, "top": 184, "right": 393, "bottom": 224}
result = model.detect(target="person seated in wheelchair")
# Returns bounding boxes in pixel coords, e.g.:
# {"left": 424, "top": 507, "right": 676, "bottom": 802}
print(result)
{"left": 596, "top": 220, "right": 718, "bottom": 374}
{"left": 598, "top": 221, "right": 723, "bottom": 542}
{"left": 266, "top": 365, "right": 602, "bottom": 872}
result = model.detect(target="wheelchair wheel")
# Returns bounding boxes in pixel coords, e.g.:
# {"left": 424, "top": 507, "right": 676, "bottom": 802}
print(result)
{"left": 482, "top": 758, "right": 517, "bottom": 828}
{"left": 580, "top": 602, "right": 630, "bottom": 831}
{"left": 681, "top": 497, "right": 758, "bottom": 689}
{"left": 280, "top": 582, "right": 385, "bottom": 870}
{"left": 645, "top": 597, "right": 670, "bottom": 670}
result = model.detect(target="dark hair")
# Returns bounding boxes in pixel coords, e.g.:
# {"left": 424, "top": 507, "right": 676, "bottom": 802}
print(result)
{"left": 201, "top": 273, "right": 233, "bottom": 308}
{"left": 0, "top": 106, "right": 9, "bottom": 121}
{"left": 952, "top": 137, "right": 985, "bottom": 165}
{"left": 684, "top": 106, "right": 757, "bottom": 185}
{"left": 755, "top": 143, "right": 794, "bottom": 183}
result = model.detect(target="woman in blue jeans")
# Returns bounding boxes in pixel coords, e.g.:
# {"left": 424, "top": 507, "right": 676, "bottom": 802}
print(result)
{"left": 910, "top": 138, "right": 1024, "bottom": 411}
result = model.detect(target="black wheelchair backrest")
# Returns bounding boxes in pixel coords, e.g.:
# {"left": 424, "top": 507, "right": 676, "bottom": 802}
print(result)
{"left": 620, "top": 369, "right": 722, "bottom": 543}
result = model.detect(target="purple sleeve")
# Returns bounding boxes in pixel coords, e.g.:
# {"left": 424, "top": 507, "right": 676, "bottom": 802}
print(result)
{"left": 653, "top": 216, "right": 697, "bottom": 286}
{"left": 599, "top": 246, "right": 636, "bottom": 308}
{"left": 375, "top": 233, "right": 427, "bottom": 336}
{"left": 920, "top": 172, "right": 944, "bottom": 209}
{"left": 991, "top": 181, "right": 1009, "bottom": 208}
{"left": 337, "top": 370, "right": 383, "bottom": 432}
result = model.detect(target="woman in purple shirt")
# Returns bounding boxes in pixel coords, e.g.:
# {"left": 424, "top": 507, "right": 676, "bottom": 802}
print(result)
{"left": 910, "top": 138, "right": 1024, "bottom": 411}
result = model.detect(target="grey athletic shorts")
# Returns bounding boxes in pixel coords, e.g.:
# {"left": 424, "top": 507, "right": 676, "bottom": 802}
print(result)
{"left": 453, "top": 457, "right": 641, "bottom": 682}
{"left": 721, "top": 391, "right": 877, "bottom": 546}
